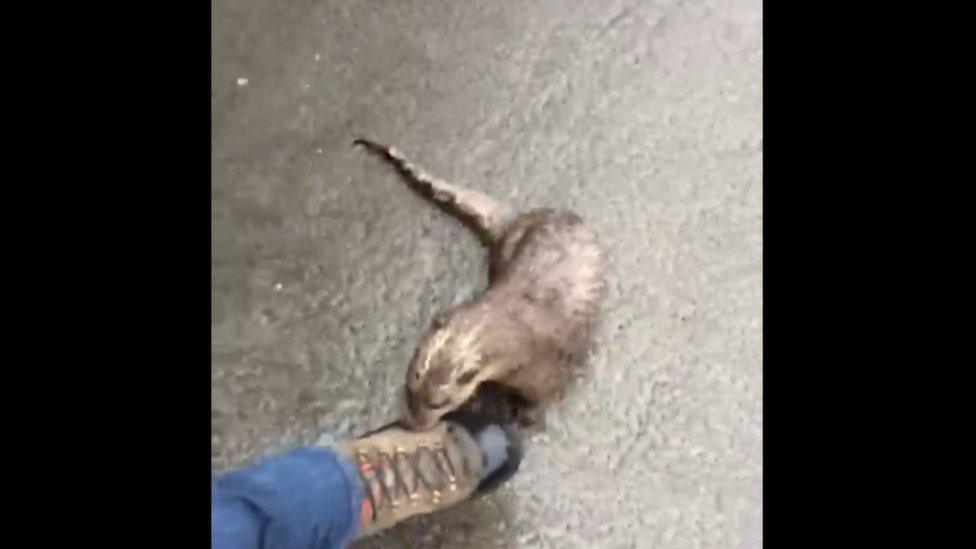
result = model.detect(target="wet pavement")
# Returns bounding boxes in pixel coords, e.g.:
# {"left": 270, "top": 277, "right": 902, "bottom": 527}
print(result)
{"left": 212, "top": 0, "right": 762, "bottom": 547}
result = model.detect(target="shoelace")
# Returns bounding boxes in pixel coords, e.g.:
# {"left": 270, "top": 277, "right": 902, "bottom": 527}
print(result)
{"left": 354, "top": 441, "right": 470, "bottom": 524}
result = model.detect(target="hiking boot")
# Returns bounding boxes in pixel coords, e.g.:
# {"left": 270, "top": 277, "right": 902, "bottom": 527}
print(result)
{"left": 333, "top": 411, "right": 522, "bottom": 539}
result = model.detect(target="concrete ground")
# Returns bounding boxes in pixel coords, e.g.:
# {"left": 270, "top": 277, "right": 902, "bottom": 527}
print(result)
{"left": 212, "top": 0, "right": 762, "bottom": 547}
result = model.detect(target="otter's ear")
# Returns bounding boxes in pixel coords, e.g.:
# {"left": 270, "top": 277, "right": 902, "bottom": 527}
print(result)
{"left": 432, "top": 312, "right": 449, "bottom": 329}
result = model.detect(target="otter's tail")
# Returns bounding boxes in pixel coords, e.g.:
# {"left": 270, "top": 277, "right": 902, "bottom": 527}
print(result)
{"left": 354, "top": 138, "right": 514, "bottom": 244}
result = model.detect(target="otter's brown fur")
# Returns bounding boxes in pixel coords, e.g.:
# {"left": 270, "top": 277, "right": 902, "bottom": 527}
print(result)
{"left": 354, "top": 138, "right": 605, "bottom": 430}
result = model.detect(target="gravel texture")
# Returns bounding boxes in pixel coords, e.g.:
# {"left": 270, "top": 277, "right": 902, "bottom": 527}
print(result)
{"left": 212, "top": 1, "right": 762, "bottom": 547}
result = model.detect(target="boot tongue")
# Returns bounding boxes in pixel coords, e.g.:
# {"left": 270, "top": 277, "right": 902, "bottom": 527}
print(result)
{"left": 474, "top": 424, "right": 509, "bottom": 481}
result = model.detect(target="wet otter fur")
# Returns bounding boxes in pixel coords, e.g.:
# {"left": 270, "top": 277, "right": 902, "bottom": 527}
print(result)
{"left": 354, "top": 138, "right": 606, "bottom": 431}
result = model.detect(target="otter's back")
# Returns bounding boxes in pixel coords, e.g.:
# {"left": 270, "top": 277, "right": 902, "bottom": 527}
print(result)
{"left": 489, "top": 209, "right": 605, "bottom": 325}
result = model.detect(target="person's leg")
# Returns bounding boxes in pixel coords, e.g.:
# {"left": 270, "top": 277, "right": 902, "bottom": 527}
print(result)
{"left": 211, "top": 412, "right": 522, "bottom": 549}
{"left": 212, "top": 446, "right": 363, "bottom": 549}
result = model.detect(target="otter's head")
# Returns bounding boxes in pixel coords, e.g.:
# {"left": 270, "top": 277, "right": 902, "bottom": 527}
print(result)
{"left": 404, "top": 311, "right": 489, "bottom": 430}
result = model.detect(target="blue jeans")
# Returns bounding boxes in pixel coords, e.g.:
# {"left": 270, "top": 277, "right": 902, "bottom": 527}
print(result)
{"left": 212, "top": 447, "right": 364, "bottom": 549}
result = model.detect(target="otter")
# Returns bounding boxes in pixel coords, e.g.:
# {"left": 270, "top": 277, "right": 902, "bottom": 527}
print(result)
{"left": 354, "top": 138, "right": 606, "bottom": 431}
